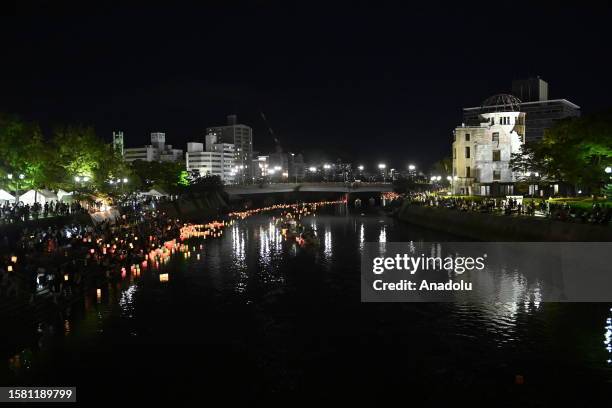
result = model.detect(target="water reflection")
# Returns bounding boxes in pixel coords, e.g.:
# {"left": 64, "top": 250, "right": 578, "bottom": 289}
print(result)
{"left": 605, "top": 308, "right": 612, "bottom": 364}
{"left": 3, "top": 207, "right": 611, "bottom": 391}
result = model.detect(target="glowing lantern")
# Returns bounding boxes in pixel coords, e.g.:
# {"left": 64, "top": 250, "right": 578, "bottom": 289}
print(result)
{"left": 10, "top": 256, "right": 17, "bottom": 263}
{"left": 159, "top": 273, "right": 169, "bottom": 282}
{"left": 64, "top": 274, "right": 69, "bottom": 281}
{"left": 7, "top": 265, "right": 13, "bottom": 272}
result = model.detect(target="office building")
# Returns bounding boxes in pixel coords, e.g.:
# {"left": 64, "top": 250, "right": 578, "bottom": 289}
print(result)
{"left": 123, "top": 132, "right": 184, "bottom": 163}
{"left": 185, "top": 134, "right": 235, "bottom": 184}
{"left": 206, "top": 115, "right": 253, "bottom": 183}
{"left": 463, "top": 78, "right": 580, "bottom": 142}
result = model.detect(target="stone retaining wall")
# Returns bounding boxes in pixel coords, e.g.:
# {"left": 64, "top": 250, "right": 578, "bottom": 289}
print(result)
{"left": 398, "top": 203, "right": 612, "bottom": 242}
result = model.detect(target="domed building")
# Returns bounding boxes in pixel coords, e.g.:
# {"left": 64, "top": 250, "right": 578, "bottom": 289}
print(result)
{"left": 451, "top": 94, "right": 526, "bottom": 196}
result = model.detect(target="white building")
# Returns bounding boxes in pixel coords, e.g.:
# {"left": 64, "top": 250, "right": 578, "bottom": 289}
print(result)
{"left": 123, "top": 132, "right": 184, "bottom": 163}
{"left": 185, "top": 134, "right": 235, "bottom": 184}
{"left": 452, "top": 94, "right": 525, "bottom": 196}
{"left": 206, "top": 115, "right": 253, "bottom": 183}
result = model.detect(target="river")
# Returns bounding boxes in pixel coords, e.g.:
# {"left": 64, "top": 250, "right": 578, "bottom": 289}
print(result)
{"left": 2, "top": 205, "right": 611, "bottom": 403}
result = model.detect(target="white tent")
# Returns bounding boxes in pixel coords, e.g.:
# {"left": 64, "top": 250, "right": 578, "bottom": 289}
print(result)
{"left": 19, "top": 189, "right": 58, "bottom": 206}
{"left": 0, "top": 189, "right": 15, "bottom": 204}
{"left": 57, "top": 189, "right": 74, "bottom": 202}
{"left": 141, "top": 189, "right": 168, "bottom": 198}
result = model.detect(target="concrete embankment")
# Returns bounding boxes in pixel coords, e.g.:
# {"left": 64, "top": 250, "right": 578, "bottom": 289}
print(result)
{"left": 155, "top": 191, "right": 229, "bottom": 221}
{"left": 397, "top": 203, "right": 612, "bottom": 242}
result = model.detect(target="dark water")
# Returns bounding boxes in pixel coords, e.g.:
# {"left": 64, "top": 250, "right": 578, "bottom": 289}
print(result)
{"left": 2, "top": 207, "right": 612, "bottom": 404}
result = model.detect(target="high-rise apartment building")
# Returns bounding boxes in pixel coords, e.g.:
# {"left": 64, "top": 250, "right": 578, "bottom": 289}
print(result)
{"left": 206, "top": 115, "right": 253, "bottom": 183}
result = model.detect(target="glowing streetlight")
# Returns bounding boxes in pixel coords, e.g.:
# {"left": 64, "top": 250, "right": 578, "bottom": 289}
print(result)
{"left": 436, "top": 176, "right": 442, "bottom": 181}
{"left": 378, "top": 163, "right": 386, "bottom": 169}
{"left": 323, "top": 164, "right": 331, "bottom": 169}
{"left": 123, "top": 178, "right": 128, "bottom": 183}
{"left": 446, "top": 176, "right": 452, "bottom": 181}
{"left": 74, "top": 176, "right": 81, "bottom": 182}
{"left": 308, "top": 167, "right": 317, "bottom": 173}
{"left": 408, "top": 164, "right": 416, "bottom": 171}
{"left": 83, "top": 176, "right": 90, "bottom": 182}
{"left": 358, "top": 165, "right": 364, "bottom": 171}
{"left": 430, "top": 176, "right": 436, "bottom": 181}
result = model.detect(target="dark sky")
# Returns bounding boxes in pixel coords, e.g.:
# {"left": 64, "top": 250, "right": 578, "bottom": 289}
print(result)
{"left": 1, "top": 3, "right": 611, "bottom": 169}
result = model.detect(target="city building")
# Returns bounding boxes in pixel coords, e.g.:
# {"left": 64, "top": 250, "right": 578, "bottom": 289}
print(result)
{"left": 288, "top": 152, "right": 305, "bottom": 182}
{"left": 463, "top": 78, "right": 580, "bottom": 142}
{"left": 252, "top": 155, "right": 270, "bottom": 181}
{"left": 206, "top": 115, "right": 253, "bottom": 183}
{"left": 112, "top": 131, "right": 124, "bottom": 156}
{"left": 452, "top": 94, "right": 525, "bottom": 196}
{"left": 123, "top": 132, "right": 184, "bottom": 163}
{"left": 264, "top": 142, "right": 306, "bottom": 183}
{"left": 185, "top": 134, "right": 235, "bottom": 183}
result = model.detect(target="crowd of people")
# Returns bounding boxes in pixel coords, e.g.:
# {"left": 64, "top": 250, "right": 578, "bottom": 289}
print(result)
{"left": 406, "top": 193, "right": 612, "bottom": 225}
{"left": 0, "top": 201, "right": 85, "bottom": 224}
{"left": 0, "top": 206, "right": 186, "bottom": 304}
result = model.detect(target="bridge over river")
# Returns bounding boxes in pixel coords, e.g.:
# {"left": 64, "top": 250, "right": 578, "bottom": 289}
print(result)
{"left": 225, "top": 182, "right": 393, "bottom": 197}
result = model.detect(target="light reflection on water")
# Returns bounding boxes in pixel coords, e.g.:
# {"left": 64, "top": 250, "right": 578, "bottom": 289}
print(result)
{"left": 3, "top": 208, "right": 612, "bottom": 391}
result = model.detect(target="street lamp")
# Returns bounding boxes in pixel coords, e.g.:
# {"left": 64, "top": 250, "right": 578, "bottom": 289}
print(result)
{"left": 408, "top": 164, "right": 416, "bottom": 171}
{"left": 378, "top": 163, "right": 387, "bottom": 182}
{"left": 309, "top": 167, "right": 317, "bottom": 173}
{"left": 358, "top": 165, "right": 364, "bottom": 171}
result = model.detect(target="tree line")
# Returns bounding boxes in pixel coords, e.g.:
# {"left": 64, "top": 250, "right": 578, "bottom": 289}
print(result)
{"left": 0, "top": 113, "right": 208, "bottom": 197}
{"left": 510, "top": 110, "right": 612, "bottom": 196}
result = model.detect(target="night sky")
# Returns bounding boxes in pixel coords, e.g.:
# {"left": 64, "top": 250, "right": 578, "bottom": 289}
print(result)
{"left": 1, "top": 3, "right": 611, "bottom": 169}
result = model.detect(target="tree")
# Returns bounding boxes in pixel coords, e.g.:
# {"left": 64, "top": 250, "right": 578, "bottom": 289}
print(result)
{"left": 0, "top": 114, "right": 59, "bottom": 192}
{"left": 52, "top": 125, "right": 107, "bottom": 189}
{"left": 523, "top": 111, "right": 612, "bottom": 194}
{"left": 430, "top": 157, "right": 452, "bottom": 178}
{"left": 130, "top": 160, "right": 188, "bottom": 193}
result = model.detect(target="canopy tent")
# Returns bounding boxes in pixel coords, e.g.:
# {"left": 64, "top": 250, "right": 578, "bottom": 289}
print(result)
{"left": 57, "top": 189, "right": 74, "bottom": 202}
{"left": 140, "top": 189, "right": 168, "bottom": 198}
{"left": 0, "top": 189, "right": 15, "bottom": 203}
{"left": 19, "top": 189, "right": 58, "bottom": 206}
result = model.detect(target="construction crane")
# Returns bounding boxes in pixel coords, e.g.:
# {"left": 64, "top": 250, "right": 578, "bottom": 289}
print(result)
{"left": 260, "top": 111, "right": 281, "bottom": 149}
